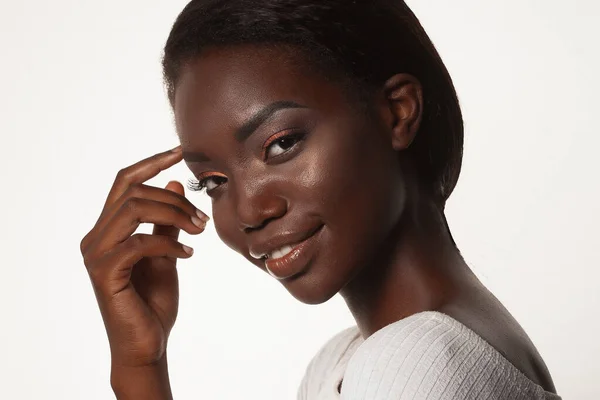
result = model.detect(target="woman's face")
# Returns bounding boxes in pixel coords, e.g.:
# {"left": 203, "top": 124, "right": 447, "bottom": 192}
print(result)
{"left": 175, "top": 45, "right": 407, "bottom": 304}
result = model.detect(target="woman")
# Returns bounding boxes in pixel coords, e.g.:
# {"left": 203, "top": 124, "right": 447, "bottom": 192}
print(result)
{"left": 79, "top": 0, "right": 561, "bottom": 398}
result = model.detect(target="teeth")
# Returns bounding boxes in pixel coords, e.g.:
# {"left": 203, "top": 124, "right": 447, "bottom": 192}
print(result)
{"left": 268, "top": 245, "right": 295, "bottom": 260}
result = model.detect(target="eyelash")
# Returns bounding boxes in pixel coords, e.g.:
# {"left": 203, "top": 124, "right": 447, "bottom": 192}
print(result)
{"left": 187, "top": 130, "right": 307, "bottom": 194}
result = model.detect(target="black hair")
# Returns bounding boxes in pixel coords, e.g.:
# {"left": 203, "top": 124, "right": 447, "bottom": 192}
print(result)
{"left": 162, "top": 0, "right": 463, "bottom": 205}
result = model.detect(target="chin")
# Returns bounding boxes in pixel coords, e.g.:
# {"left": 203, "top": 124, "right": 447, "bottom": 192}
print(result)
{"left": 277, "top": 258, "right": 356, "bottom": 305}
{"left": 282, "top": 277, "right": 340, "bottom": 305}
{"left": 238, "top": 228, "right": 368, "bottom": 305}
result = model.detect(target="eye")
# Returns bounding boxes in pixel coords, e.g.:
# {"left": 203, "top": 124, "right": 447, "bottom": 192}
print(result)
{"left": 264, "top": 131, "right": 306, "bottom": 159}
{"left": 187, "top": 175, "right": 227, "bottom": 194}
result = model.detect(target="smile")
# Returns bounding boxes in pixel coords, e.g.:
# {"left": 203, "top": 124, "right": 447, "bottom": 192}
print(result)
{"left": 266, "top": 243, "right": 302, "bottom": 260}
{"left": 263, "top": 224, "right": 324, "bottom": 280}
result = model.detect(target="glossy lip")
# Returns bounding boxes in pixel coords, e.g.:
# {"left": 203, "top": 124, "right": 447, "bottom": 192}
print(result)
{"left": 264, "top": 224, "right": 324, "bottom": 280}
{"left": 249, "top": 224, "right": 323, "bottom": 260}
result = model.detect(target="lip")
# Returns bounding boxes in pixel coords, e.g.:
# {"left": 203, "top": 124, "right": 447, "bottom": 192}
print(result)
{"left": 249, "top": 224, "right": 323, "bottom": 260}
{"left": 264, "top": 224, "right": 324, "bottom": 280}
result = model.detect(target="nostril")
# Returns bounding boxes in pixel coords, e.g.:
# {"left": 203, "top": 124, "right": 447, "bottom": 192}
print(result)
{"left": 236, "top": 192, "right": 288, "bottom": 233}
{"left": 243, "top": 225, "right": 260, "bottom": 234}
{"left": 242, "top": 216, "right": 277, "bottom": 234}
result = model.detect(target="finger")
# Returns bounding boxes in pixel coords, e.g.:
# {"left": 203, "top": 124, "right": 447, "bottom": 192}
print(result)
{"left": 88, "top": 233, "right": 192, "bottom": 296}
{"left": 153, "top": 181, "right": 186, "bottom": 240}
{"left": 144, "top": 182, "right": 186, "bottom": 309}
{"left": 90, "top": 195, "right": 207, "bottom": 257}
{"left": 83, "top": 181, "right": 209, "bottom": 253}
{"left": 100, "top": 145, "right": 183, "bottom": 222}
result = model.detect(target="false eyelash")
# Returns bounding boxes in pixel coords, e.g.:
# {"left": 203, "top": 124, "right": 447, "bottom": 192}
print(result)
{"left": 186, "top": 177, "right": 210, "bottom": 192}
{"left": 187, "top": 175, "right": 228, "bottom": 193}
{"left": 187, "top": 130, "right": 307, "bottom": 193}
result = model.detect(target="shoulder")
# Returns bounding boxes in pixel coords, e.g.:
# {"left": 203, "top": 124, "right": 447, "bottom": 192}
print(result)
{"left": 340, "top": 312, "right": 558, "bottom": 400}
{"left": 308, "top": 325, "right": 364, "bottom": 376}
{"left": 297, "top": 325, "right": 363, "bottom": 400}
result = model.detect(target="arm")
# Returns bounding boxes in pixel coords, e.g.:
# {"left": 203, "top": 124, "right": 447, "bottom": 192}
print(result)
{"left": 111, "top": 356, "right": 173, "bottom": 400}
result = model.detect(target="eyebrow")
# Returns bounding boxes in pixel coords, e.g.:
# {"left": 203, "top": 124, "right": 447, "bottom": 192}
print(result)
{"left": 182, "top": 100, "right": 308, "bottom": 163}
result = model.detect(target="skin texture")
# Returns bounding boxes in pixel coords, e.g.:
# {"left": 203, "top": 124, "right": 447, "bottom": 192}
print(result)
{"left": 175, "top": 44, "right": 556, "bottom": 393}
{"left": 81, "top": 43, "right": 556, "bottom": 398}
{"left": 81, "top": 153, "right": 210, "bottom": 398}
{"left": 175, "top": 45, "right": 409, "bottom": 305}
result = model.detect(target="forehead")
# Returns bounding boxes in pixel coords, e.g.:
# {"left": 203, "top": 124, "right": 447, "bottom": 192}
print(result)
{"left": 173, "top": 44, "right": 348, "bottom": 145}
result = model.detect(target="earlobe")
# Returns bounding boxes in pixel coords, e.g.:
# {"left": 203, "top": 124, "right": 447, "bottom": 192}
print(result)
{"left": 383, "top": 74, "right": 423, "bottom": 151}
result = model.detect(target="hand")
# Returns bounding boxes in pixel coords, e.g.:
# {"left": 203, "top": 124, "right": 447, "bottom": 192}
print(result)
{"left": 80, "top": 145, "right": 209, "bottom": 368}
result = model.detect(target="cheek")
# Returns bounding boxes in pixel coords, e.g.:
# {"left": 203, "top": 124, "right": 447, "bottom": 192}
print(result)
{"left": 211, "top": 196, "right": 268, "bottom": 270}
{"left": 307, "top": 122, "right": 406, "bottom": 264}
{"left": 311, "top": 123, "right": 403, "bottom": 223}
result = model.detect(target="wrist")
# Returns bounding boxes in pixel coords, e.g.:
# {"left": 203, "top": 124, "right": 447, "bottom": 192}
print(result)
{"left": 111, "top": 356, "right": 173, "bottom": 400}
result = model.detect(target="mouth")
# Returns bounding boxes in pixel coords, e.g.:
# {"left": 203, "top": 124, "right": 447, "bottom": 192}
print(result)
{"left": 262, "top": 224, "right": 324, "bottom": 280}
{"left": 262, "top": 238, "right": 306, "bottom": 261}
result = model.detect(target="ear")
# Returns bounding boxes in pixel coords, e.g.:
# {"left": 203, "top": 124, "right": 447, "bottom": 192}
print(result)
{"left": 380, "top": 74, "right": 423, "bottom": 151}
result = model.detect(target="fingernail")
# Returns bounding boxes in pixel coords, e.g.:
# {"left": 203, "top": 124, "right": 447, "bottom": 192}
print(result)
{"left": 196, "top": 209, "right": 210, "bottom": 222}
{"left": 191, "top": 216, "right": 206, "bottom": 228}
{"left": 171, "top": 145, "right": 182, "bottom": 152}
{"left": 182, "top": 245, "right": 194, "bottom": 255}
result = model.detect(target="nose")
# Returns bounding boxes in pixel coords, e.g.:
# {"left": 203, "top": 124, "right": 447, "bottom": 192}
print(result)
{"left": 234, "top": 179, "right": 287, "bottom": 233}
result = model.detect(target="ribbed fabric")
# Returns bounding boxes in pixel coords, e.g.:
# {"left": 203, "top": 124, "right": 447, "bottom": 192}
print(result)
{"left": 297, "top": 312, "right": 561, "bottom": 400}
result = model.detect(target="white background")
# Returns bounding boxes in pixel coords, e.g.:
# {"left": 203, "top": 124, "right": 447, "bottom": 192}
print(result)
{"left": 0, "top": 0, "right": 598, "bottom": 398}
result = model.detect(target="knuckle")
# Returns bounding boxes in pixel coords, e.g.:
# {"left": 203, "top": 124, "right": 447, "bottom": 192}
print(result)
{"left": 123, "top": 197, "right": 143, "bottom": 214}
{"left": 162, "top": 235, "right": 177, "bottom": 247}
{"left": 115, "top": 167, "right": 131, "bottom": 181}
{"left": 80, "top": 229, "right": 97, "bottom": 254}
{"left": 128, "top": 233, "right": 146, "bottom": 249}
{"left": 126, "top": 183, "right": 145, "bottom": 198}
{"left": 166, "top": 202, "right": 184, "bottom": 216}
{"left": 79, "top": 235, "right": 89, "bottom": 254}
{"left": 154, "top": 235, "right": 176, "bottom": 250}
{"left": 81, "top": 238, "right": 97, "bottom": 267}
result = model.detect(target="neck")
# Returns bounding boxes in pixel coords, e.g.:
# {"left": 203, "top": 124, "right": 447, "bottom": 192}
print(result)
{"left": 339, "top": 194, "right": 478, "bottom": 338}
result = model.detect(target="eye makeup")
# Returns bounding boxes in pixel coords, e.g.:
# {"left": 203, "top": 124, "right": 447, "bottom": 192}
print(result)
{"left": 187, "top": 109, "right": 317, "bottom": 195}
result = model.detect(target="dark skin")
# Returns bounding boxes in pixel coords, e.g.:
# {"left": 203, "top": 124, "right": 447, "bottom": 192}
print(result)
{"left": 80, "top": 44, "right": 556, "bottom": 398}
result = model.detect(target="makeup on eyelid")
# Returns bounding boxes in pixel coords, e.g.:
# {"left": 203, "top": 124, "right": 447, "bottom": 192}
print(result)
{"left": 187, "top": 127, "right": 308, "bottom": 194}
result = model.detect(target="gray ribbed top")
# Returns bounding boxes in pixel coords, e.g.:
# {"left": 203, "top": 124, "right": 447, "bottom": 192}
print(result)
{"left": 297, "top": 311, "right": 561, "bottom": 400}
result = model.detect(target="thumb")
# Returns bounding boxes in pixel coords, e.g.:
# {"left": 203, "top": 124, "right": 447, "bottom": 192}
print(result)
{"left": 152, "top": 180, "right": 185, "bottom": 239}
{"left": 165, "top": 180, "right": 185, "bottom": 196}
